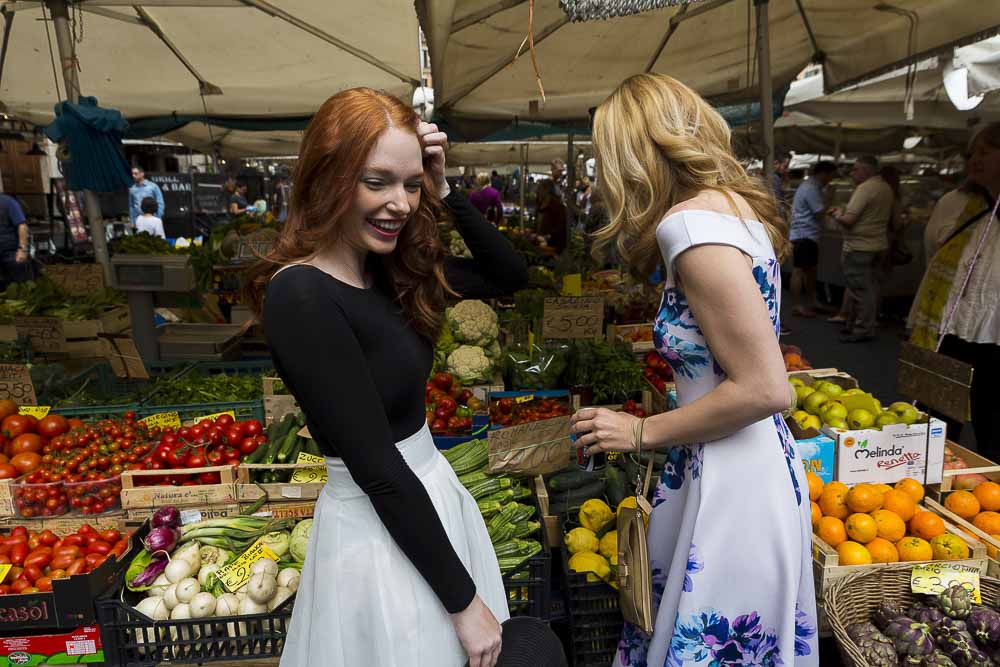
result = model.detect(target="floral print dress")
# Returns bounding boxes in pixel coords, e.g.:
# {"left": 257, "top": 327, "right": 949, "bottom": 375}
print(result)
{"left": 613, "top": 210, "right": 818, "bottom": 667}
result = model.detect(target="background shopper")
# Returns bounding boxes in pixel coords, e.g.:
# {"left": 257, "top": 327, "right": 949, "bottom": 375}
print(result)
{"left": 789, "top": 161, "right": 837, "bottom": 317}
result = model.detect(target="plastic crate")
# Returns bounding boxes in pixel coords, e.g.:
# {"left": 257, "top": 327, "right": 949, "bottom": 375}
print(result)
{"left": 137, "top": 399, "right": 265, "bottom": 424}
{"left": 97, "top": 594, "right": 293, "bottom": 666}
{"left": 503, "top": 548, "right": 551, "bottom": 619}
{"left": 561, "top": 549, "right": 622, "bottom": 667}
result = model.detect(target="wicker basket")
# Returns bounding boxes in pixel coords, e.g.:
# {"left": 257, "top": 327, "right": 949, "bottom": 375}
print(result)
{"left": 826, "top": 563, "right": 1000, "bottom": 666}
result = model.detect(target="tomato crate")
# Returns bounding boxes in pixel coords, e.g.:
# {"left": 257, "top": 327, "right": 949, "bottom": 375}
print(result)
{"left": 488, "top": 390, "right": 571, "bottom": 429}
{"left": 560, "top": 548, "right": 622, "bottom": 667}
{"left": 120, "top": 465, "right": 238, "bottom": 522}
{"left": 96, "top": 589, "right": 293, "bottom": 666}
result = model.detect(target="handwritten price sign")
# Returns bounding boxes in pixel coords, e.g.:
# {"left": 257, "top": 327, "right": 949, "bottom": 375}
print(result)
{"left": 910, "top": 562, "right": 981, "bottom": 602}
{"left": 14, "top": 317, "right": 65, "bottom": 354}
{"left": 487, "top": 415, "right": 574, "bottom": 476}
{"left": 139, "top": 412, "right": 182, "bottom": 431}
{"left": 18, "top": 406, "right": 51, "bottom": 419}
{"left": 542, "top": 297, "right": 604, "bottom": 339}
{"left": 44, "top": 264, "right": 105, "bottom": 297}
{"left": 217, "top": 538, "right": 280, "bottom": 592}
{"left": 0, "top": 364, "right": 38, "bottom": 405}
{"left": 290, "top": 452, "right": 327, "bottom": 484}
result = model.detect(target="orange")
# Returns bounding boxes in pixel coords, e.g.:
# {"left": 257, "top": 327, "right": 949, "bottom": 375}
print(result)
{"left": 910, "top": 511, "right": 947, "bottom": 541}
{"left": 895, "top": 478, "right": 925, "bottom": 503}
{"left": 930, "top": 534, "right": 970, "bottom": 560}
{"left": 866, "top": 537, "right": 900, "bottom": 563}
{"left": 944, "top": 490, "right": 981, "bottom": 520}
{"left": 871, "top": 509, "right": 907, "bottom": 542}
{"left": 873, "top": 484, "right": 894, "bottom": 496}
{"left": 897, "top": 536, "right": 934, "bottom": 562}
{"left": 819, "top": 485, "right": 850, "bottom": 520}
{"left": 973, "top": 511, "right": 1000, "bottom": 535}
{"left": 826, "top": 480, "right": 849, "bottom": 496}
{"left": 806, "top": 472, "right": 824, "bottom": 502}
{"left": 817, "top": 516, "right": 848, "bottom": 547}
{"left": 881, "top": 490, "right": 917, "bottom": 522}
{"left": 846, "top": 513, "right": 878, "bottom": 543}
{"left": 837, "top": 541, "right": 873, "bottom": 565}
{"left": 810, "top": 502, "right": 822, "bottom": 527}
{"left": 846, "top": 484, "right": 884, "bottom": 513}
{"left": 974, "top": 481, "right": 1000, "bottom": 512}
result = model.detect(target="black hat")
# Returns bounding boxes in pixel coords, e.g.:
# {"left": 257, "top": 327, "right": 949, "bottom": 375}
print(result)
{"left": 466, "top": 617, "right": 567, "bottom": 667}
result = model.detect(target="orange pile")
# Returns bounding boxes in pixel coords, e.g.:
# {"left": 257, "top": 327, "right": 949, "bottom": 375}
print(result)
{"left": 942, "top": 481, "right": 1000, "bottom": 558}
{"left": 808, "top": 474, "right": 970, "bottom": 565}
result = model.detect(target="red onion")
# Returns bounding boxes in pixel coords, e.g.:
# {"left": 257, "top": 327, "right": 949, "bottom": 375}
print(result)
{"left": 151, "top": 506, "right": 181, "bottom": 529}
{"left": 130, "top": 556, "right": 168, "bottom": 588}
{"left": 143, "top": 526, "right": 179, "bottom": 554}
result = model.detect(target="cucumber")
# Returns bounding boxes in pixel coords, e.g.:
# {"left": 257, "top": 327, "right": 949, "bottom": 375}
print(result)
{"left": 304, "top": 438, "right": 322, "bottom": 457}
{"left": 548, "top": 478, "right": 606, "bottom": 505}
{"left": 272, "top": 429, "right": 299, "bottom": 464}
{"left": 548, "top": 469, "right": 604, "bottom": 492}
{"left": 605, "top": 464, "right": 627, "bottom": 507}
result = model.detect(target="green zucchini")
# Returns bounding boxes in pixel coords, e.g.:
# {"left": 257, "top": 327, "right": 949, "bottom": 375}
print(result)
{"left": 458, "top": 470, "right": 490, "bottom": 487}
{"left": 548, "top": 469, "right": 604, "bottom": 492}
{"left": 605, "top": 464, "right": 627, "bottom": 507}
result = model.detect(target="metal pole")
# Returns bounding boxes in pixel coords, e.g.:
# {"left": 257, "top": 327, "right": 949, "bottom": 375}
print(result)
{"left": 47, "top": 0, "right": 112, "bottom": 285}
{"left": 755, "top": 0, "right": 775, "bottom": 196}
{"left": 519, "top": 144, "right": 527, "bottom": 230}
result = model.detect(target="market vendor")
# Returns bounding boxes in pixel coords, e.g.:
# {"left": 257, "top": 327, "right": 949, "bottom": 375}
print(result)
{"left": 0, "top": 192, "right": 30, "bottom": 289}
{"left": 129, "top": 167, "right": 164, "bottom": 226}
{"left": 229, "top": 181, "right": 250, "bottom": 218}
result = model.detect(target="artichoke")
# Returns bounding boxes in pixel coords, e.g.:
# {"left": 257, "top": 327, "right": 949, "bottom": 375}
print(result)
{"left": 937, "top": 585, "right": 975, "bottom": 620}
{"left": 921, "top": 651, "right": 958, "bottom": 667}
{"left": 935, "top": 626, "right": 983, "bottom": 666}
{"left": 894, "top": 622, "right": 937, "bottom": 658}
{"left": 847, "top": 623, "right": 900, "bottom": 667}
{"left": 876, "top": 600, "right": 912, "bottom": 631}
{"left": 911, "top": 605, "right": 947, "bottom": 626}
{"left": 967, "top": 605, "right": 1000, "bottom": 647}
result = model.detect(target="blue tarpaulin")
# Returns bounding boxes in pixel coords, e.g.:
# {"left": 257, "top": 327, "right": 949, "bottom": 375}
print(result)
{"left": 44, "top": 97, "right": 132, "bottom": 192}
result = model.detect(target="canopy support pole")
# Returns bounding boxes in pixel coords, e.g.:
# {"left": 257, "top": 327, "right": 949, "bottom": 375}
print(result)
{"left": 47, "top": 0, "right": 112, "bottom": 286}
{"left": 755, "top": 0, "right": 774, "bottom": 195}
{"left": 519, "top": 143, "right": 527, "bottom": 230}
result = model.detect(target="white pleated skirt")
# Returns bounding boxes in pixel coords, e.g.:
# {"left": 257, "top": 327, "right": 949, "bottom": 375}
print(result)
{"left": 279, "top": 423, "right": 510, "bottom": 667}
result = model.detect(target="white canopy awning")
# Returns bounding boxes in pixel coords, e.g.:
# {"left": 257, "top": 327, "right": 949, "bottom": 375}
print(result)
{"left": 419, "top": 0, "right": 1000, "bottom": 131}
{"left": 0, "top": 1, "right": 420, "bottom": 132}
{"left": 448, "top": 140, "right": 592, "bottom": 168}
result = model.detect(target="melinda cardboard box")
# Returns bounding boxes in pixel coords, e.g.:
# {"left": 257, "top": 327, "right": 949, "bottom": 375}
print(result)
{"left": 828, "top": 416, "right": 946, "bottom": 486}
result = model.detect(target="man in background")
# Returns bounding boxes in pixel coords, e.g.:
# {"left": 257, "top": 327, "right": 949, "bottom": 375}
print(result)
{"left": 789, "top": 161, "right": 837, "bottom": 318}
{"left": 0, "top": 192, "right": 30, "bottom": 289}
{"left": 831, "top": 155, "right": 894, "bottom": 343}
{"left": 129, "top": 167, "right": 164, "bottom": 227}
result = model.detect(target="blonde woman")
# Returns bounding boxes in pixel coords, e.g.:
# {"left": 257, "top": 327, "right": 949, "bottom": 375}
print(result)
{"left": 570, "top": 74, "right": 817, "bottom": 666}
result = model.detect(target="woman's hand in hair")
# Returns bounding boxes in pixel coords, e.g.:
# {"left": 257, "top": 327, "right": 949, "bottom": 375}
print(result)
{"left": 418, "top": 121, "right": 450, "bottom": 198}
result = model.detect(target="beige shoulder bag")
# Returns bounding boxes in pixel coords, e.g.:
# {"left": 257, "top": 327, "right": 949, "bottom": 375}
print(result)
{"left": 617, "top": 418, "right": 655, "bottom": 633}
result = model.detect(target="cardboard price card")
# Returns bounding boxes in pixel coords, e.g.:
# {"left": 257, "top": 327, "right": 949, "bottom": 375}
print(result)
{"left": 18, "top": 406, "right": 51, "bottom": 419}
{"left": 910, "top": 562, "right": 981, "bottom": 603}
{"left": 139, "top": 412, "right": 182, "bottom": 431}
{"left": 14, "top": 316, "right": 65, "bottom": 353}
{"left": 44, "top": 263, "right": 106, "bottom": 297}
{"left": 542, "top": 297, "right": 604, "bottom": 339}
{"left": 217, "top": 538, "right": 280, "bottom": 592}
{"left": 0, "top": 363, "right": 38, "bottom": 405}
{"left": 290, "top": 452, "right": 327, "bottom": 484}
{"left": 487, "top": 415, "right": 574, "bottom": 476}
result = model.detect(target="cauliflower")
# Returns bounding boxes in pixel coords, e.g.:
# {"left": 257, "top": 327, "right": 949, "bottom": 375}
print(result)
{"left": 447, "top": 300, "right": 499, "bottom": 346}
{"left": 449, "top": 231, "right": 472, "bottom": 258}
{"left": 446, "top": 345, "right": 493, "bottom": 385}
{"left": 483, "top": 339, "right": 502, "bottom": 361}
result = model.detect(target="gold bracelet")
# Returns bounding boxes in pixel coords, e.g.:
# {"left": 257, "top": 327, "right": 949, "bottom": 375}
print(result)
{"left": 632, "top": 417, "right": 646, "bottom": 453}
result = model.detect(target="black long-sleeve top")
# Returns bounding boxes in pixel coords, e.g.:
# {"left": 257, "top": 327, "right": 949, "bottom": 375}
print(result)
{"left": 264, "top": 190, "right": 527, "bottom": 614}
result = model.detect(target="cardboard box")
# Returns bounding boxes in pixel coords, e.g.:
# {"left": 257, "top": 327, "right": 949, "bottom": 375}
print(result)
{"left": 0, "top": 481, "right": 12, "bottom": 518}
{"left": 830, "top": 417, "right": 946, "bottom": 486}
{"left": 795, "top": 433, "right": 837, "bottom": 485}
{"left": 0, "top": 625, "right": 103, "bottom": 665}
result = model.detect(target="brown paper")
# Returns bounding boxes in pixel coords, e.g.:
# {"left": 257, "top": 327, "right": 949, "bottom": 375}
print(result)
{"left": 487, "top": 415, "right": 574, "bottom": 476}
{"left": 14, "top": 316, "right": 66, "bottom": 353}
{"left": 101, "top": 335, "right": 150, "bottom": 379}
{"left": 542, "top": 297, "right": 604, "bottom": 339}
{"left": 0, "top": 363, "right": 38, "bottom": 405}
{"left": 44, "top": 264, "right": 106, "bottom": 297}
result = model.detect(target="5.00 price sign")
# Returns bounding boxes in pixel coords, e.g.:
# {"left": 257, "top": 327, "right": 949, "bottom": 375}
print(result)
{"left": 542, "top": 297, "right": 605, "bottom": 339}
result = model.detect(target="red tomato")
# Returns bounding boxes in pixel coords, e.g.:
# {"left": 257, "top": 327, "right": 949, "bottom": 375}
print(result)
{"left": 49, "top": 554, "right": 74, "bottom": 571}
{"left": 34, "top": 576, "right": 53, "bottom": 592}
{"left": 23, "top": 548, "right": 51, "bottom": 570}
{"left": 0, "top": 584, "right": 10, "bottom": 595}
{"left": 10, "top": 434, "right": 43, "bottom": 456}
{"left": 215, "top": 414, "right": 235, "bottom": 428}
{"left": 224, "top": 426, "right": 244, "bottom": 446}
{"left": 185, "top": 453, "right": 206, "bottom": 469}
{"left": 0, "top": 554, "right": 9, "bottom": 564}
{"left": 87, "top": 554, "right": 108, "bottom": 570}
{"left": 67, "top": 419, "right": 85, "bottom": 431}
{"left": 9, "top": 452, "right": 41, "bottom": 475}
{"left": 243, "top": 420, "right": 263, "bottom": 437}
{"left": 9, "top": 528, "right": 25, "bottom": 540}
{"left": 60, "top": 534, "right": 84, "bottom": 547}
{"left": 22, "top": 565, "right": 42, "bottom": 583}
{"left": 66, "top": 558, "right": 86, "bottom": 576}
{"left": 9, "top": 579, "right": 30, "bottom": 594}
{"left": 1, "top": 415, "right": 33, "bottom": 440}
{"left": 111, "top": 540, "right": 128, "bottom": 558}
{"left": 431, "top": 418, "right": 447, "bottom": 432}
{"left": 198, "top": 472, "right": 221, "bottom": 484}
{"left": 53, "top": 545, "right": 81, "bottom": 560}
{"left": 99, "top": 529, "right": 121, "bottom": 544}
{"left": 238, "top": 437, "right": 259, "bottom": 456}
{"left": 9, "top": 543, "right": 27, "bottom": 567}
{"left": 36, "top": 415, "right": 70, "bottom": 438}
{"left": 77, "top": 524, "right": 97, "bottom": 537}
{"left": 0, "top": 463, "right": 17, "bottom": 480}
{"left": 431, "top": 372, "right": 454, "bottom": 391}
{"left": 47, "top": 568, "right": 67, "bottom": 580}
{"left": 38, "top": 530, "right": 58, "bottom": 547}
{"left": 86, "top": 540, "right": 111, "bottom": 556}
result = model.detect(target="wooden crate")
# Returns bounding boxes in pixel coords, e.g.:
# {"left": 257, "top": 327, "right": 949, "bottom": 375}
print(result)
{"left": 237, "top": 463, "right": 326, "bottom": 502}
{"left": 120, "top": 465, "right": 238, "bottom": 520}
{"left": 0, "top": 512, "right": 128, "bottom": 534}
{"left": 607, "top": 323, "right": 654, "bottom": 354}
{"left": 123, "top": 503, "right": 242, "bottom": 526}
{"left": 644, "top": 378, "right": 674, "bottom": 414}
{"left": 812, "top": 501, "right": 988, "bottom": 636}
{"left": 534, "top": 474, "right": 561, "bottom": 549}
{"left": 17, "top": 307, "right": 131, "bottom": 359}
{"left": 924, "top": 497, "right": 1000, "bottom": 578}
{"left": 240, "top": 500, "right": 316, "bottom": 520}
{"left": 929, "top": 441, "right": 1000, "bottom": 497}
{"left": 0, "top": 479, "right": 13, "bottom": 517}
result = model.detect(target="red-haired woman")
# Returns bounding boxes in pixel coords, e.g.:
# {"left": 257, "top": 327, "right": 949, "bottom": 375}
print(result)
{"left": 246, "top": 88, "right": 527, "bottom": 667}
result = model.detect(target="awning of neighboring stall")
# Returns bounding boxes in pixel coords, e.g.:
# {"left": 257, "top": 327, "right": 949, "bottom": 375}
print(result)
{"left": 418, "top": 0, "right": 1000, "bottom": 137}
{"left": 0, "top": 0, "right": 421, "bottom": 150}
{"left": 448, "top": 140, "right": 593, "bottom": 169}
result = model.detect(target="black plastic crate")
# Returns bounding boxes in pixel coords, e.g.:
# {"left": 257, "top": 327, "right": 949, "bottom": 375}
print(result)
{"left": 502, "top": 549, "right": 550, "bottom": 619}
{"left": 561, "top": 549, "right": 622, "bottom": 667}
{"left": 96, "top": 594, "right": 293, "bottom": 667}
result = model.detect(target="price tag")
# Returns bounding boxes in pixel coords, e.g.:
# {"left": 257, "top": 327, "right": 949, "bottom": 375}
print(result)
{"left": 44, "top": 264, "right": 105, "bottom": 297}
{"left": 297, "top": 424, "right": 312, "bottom": 439}
{"left": 487, "top": 415, "right": 574, "bottom": 476}
{"left": 180, "top": 509, "right": 203, "bottom": 525}
{"left": 217, "top": 537, "right": 280, "bottom": 592}
{"left": 14, "top": 316, "right": 66, "bottom": 353}
{"left": 0, "top": 363, "right": 38, "bottom": 405}
{"left": 514, "top": 394, "right": 535, "bottom": 405}
{"left": 542, "top": 297, "right": 604, "bottom": 339}
{"left": 18, "top": 405, "right": 51, "bottom": 419}
{"left": 194, "top": 410, "right": 237, "bottom": 424}
{"left": 0, "top": 564, "right": 11, "bottom": 584}
{"left": 139, "top": 412, "right": 182, "bottom": 430}
{"left": 290, "top": 452, "right": 327, "bottom": 484}
{"left": 561, "top": 274, "right": 582, "bottom": 297}
{"left": 911, "top": 562, "right": 981, "bottom": 603}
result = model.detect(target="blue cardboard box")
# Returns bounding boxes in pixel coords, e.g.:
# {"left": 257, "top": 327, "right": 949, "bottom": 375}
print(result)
{"left": 796, "top": 433, "right": 837, "bottom": 485}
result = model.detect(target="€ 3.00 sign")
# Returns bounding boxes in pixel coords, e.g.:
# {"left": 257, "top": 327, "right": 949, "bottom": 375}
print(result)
{"left": 217, "top": 538, "right": 280, "bottom": 592}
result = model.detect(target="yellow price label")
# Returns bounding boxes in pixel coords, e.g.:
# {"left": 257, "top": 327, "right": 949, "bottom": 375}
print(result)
{"left": 910, "top": 562, "right": 981, "bottom": 603}
{"left": 18, "top": 406, "right": 51, "bottom": 419}
{"left": 290, "top": 452, "right": 327, "bottom": 484}
{"left": 139, "top": 411, "right": 182, "bottom": 430}
{"left": 194, "top": 410, "right": 237, "bottom": 424}
{"left": 216, "top": 538, "right": 280, "bottom": 593}
{"left": 515, "top": 395, "right": 535, "bottom": 404}
{"left": 0, "top": 564, "right": 11, "bottom": 584}
{"left": 561, "top": 274, "right": 582, "bottom": 297}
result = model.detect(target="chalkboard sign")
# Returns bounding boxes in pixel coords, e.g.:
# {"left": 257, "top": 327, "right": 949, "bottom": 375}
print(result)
{"left": 193, "top": 174, "right": 228, "bottom": 214}
{"left": 146, "top": 172, "right": 192, "bottom": 218}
